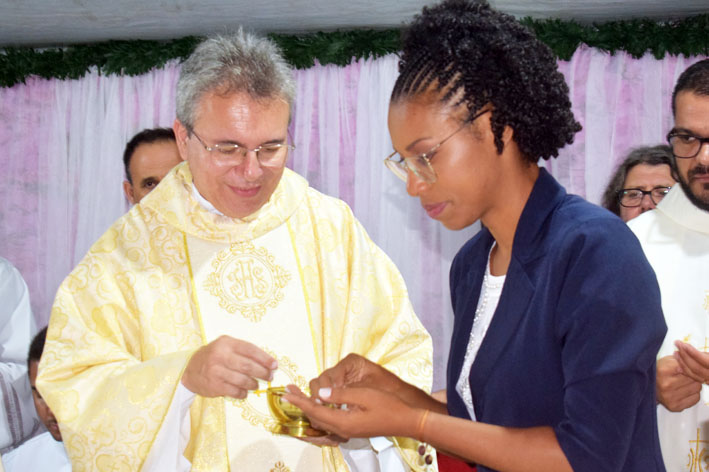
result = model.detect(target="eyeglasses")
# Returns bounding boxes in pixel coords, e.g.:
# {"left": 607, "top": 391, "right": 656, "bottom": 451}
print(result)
{"left": 190, "top": 129, "right": 295, "bottom": 167}
{"left": 617, "top": 186, "right": 672, "bottom": 207}
{"left": 384, "top": 109, "right": 490, "bottom": 184}
{"left": 667, "top": 131, "right": 709, "bottom": 159}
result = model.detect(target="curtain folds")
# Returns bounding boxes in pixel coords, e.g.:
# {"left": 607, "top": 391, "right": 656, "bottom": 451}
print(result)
{"left": 0, "top": 49, "right": 704, "bottom": 387}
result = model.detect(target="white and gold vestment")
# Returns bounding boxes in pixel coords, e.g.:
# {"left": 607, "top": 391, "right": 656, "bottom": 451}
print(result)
{"left": 37, "top": 163, "right": 433, "bottom": 471}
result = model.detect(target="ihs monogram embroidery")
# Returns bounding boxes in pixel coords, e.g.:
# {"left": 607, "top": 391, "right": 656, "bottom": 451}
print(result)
{"left": 205, "top": 241, "right": 291, "bottom": 322}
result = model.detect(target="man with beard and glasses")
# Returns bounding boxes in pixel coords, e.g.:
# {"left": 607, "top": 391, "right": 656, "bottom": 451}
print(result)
{"left": 629, "top": 58, "right": 709, "bottom": 471}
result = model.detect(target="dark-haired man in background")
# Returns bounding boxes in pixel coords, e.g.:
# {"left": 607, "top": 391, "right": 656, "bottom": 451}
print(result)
{"left": 0, "top": 257, "right": 38, "bottom": 456}
{"left": 1, "top": 327, "right": 70, "bottom": 471}
{"left": 122, "top": 127, "right": 182, "bottom": 204}
{"left": 629, "top": 58, "right": 709, "bottom": 471}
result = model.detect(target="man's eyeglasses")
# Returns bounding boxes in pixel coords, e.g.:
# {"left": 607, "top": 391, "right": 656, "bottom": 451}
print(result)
{"left": 190, "top": 129, "right": 295, "bottom": 167}
{"left": 384, "top": 109, "right": 490, "bottom": 184}
{"left": 667, "top": 131, "right": 709, "bottom": 159}
{"left": 617, "top": 186, "right": 672, "bottom": 208}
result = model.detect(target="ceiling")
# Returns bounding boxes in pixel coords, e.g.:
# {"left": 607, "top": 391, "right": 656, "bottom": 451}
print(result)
{"left": 1, "top": 0, "right": 708, "bottom": 48}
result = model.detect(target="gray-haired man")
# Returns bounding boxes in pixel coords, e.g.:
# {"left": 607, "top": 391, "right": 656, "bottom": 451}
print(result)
{"left": 38, "top": 30, "right": 433, "bottom": 471}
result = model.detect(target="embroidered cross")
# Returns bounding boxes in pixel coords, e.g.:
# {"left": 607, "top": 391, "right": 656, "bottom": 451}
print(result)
{"left": 688, "top": 428, "right": 709, "bottom": 471}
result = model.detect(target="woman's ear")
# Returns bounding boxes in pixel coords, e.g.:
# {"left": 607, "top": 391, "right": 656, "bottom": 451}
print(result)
{"left": 501, "top": 124, "right": 514, "bottom": 147}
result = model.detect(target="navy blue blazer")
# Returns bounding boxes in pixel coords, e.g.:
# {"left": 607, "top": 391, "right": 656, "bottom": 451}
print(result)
{"left": 446, "top": 169, "right": 666, "bottom": 471}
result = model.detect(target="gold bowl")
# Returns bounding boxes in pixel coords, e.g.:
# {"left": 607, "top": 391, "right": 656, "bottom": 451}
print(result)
{"left": 266, "top": 386, "right": 327, "bottom": 438}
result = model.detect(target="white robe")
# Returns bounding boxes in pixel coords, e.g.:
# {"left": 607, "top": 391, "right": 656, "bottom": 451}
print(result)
{"left": 629, "top": 184, "right": 709, "bottom": 471}
{"left": 1, "top": 431, "right": 71, "bottom": 472}
{"left": 0, "top": 257, "right": 39, "bottom": 453}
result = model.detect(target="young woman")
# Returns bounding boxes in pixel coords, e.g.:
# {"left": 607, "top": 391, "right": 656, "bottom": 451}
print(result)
{"left": 286, "top": 1, "right": 667, "bottom": 470}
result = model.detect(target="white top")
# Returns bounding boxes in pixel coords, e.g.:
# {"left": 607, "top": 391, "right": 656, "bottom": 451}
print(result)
{"left": 2, "top": 432, "right": 71, "bottom": 472}
{"left": 455, "top": 246, "right": 505, "bottom": 421}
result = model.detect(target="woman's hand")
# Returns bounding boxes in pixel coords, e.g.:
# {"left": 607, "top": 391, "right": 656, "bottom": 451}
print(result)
{"left": 284, "top": 384, "right": 421, "bottom": 439}
{"left": 308, "top": 353, "right": 403, "bottom": 402}
{"left": 292, "top": 354, "right": 410, "bottom": 445}
{"left": 309, "top": 353, "right": 447, "bottom": 417}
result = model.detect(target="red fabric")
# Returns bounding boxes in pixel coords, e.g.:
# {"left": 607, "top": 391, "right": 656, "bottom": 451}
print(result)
{"left": 436, "top": 451, "right": 476, "bottom": 471}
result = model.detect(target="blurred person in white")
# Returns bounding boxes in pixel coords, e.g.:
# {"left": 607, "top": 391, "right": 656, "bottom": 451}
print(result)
{"left": 122, "top": 127, "right": 182, "bottom": 205}
{"left": 0, "top": 257, "right": 39, "bottom": 456}
{"left": 628, "top": 58, "right": 709, "bottom": 471}
{"left": 37, "top": 29, "right": 433, "bottom": 471}
{"left": 601, "top": 145, "right": 676, "bottom": 222}
{"left": 2, "top": 327, "right": 70, "bottom": 471}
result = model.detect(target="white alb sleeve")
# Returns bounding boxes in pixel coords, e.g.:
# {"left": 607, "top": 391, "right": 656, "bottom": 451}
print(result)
{"left": 339, "top": 436, "right": 407, "bottom": 472}
{"left": 141, "top": 383, "right": 195, "bottom": 472}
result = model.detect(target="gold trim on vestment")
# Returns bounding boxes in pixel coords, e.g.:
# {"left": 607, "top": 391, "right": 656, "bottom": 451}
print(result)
{"left": 286, "top": 218, "right": 322, "bottom": 375}
{"left": 183, "top": 231, "right": 231, "bottom": 470}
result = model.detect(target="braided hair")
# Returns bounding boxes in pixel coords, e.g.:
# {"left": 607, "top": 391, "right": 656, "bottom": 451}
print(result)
{"left": 392, "top": 0, "right": 581, "bottom": 162}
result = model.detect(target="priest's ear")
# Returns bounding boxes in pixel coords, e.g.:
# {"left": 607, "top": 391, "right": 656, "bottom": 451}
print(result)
{"left": 123, "top": 180, "right": 136, "bottom": 205}
{"left": 173, "top": 119, "right": 190, "bottom": 162}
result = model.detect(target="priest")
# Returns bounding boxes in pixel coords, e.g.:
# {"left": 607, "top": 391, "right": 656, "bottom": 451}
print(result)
{"left": 629, "top": 58, "right": 709, "bottom": 471}
{"left": 37, "top": 30, "right": 433, "bottom": 471}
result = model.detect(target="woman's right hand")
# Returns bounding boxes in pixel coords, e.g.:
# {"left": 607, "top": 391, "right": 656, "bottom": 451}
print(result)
{"left": 309, "top": 353, "right": 447, "bottom": 418}
{"left": 285, "top": 384, "right": 422, "bottom": 440}
{"left": 309, "top": 353, "right": 403, "bottom": 403}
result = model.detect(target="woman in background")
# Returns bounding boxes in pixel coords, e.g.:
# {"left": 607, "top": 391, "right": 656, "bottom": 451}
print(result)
{"left": 286, "top": 1, "right": 667, "bottom": 470}
{"left": 601, "top": 145, "right": 676, "bottom": 222}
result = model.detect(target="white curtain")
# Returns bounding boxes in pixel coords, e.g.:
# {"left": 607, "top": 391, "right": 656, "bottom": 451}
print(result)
{"left": 0, "top": 49, "right": 704, "bottom": 388}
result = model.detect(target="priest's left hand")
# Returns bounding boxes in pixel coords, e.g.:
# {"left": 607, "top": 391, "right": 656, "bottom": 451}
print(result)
{"left": 674, "top": 341, "right": 709, "bottom": 385}
{"left": 284, "top": 384, "right": 420, "bottom": 440}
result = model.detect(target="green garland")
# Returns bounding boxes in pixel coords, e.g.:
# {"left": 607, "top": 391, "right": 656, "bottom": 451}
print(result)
{"left": 523, "top": 15, "right": 709, "bottom": 60}
{"left": 1, "top": 14, "right": 707, "bottom": 88}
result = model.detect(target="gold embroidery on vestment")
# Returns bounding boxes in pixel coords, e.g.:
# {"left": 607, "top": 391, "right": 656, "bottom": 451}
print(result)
{"left": 688, "top": 428, "right": 709, "bottom": 471}
{"left": 270, "top": 461, "right": 291, "bottom": 472}
{"left": 204, "top": 242, "right": 291, "bottom": 322}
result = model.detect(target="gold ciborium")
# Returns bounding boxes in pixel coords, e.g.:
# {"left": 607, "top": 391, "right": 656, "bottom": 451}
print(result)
{"left": 266, "top": 386, "right": 327, "bottom": 438}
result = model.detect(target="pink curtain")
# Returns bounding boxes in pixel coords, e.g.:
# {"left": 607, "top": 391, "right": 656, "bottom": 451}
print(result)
{"left": 0, "top": 49, "right": 705, "bottom": 387}
{"left": 551, "top": 46, "right": 701, "bottom": 204}
{"left": 0, "top": 63, "right": 181, "bottom": 327}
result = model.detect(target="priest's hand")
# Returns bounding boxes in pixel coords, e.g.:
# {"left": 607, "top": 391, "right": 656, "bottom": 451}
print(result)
{"left": 674, "top": 341, "right": 709, "bottom": 386}
{"left": 284, "top": 385, "right": 420, "bottom": 440}
{"left": 656, "top": 354, "right": 701, "bottom": 412}
{"left": 182, "top": 335, "right": 278, "bottom": 398}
